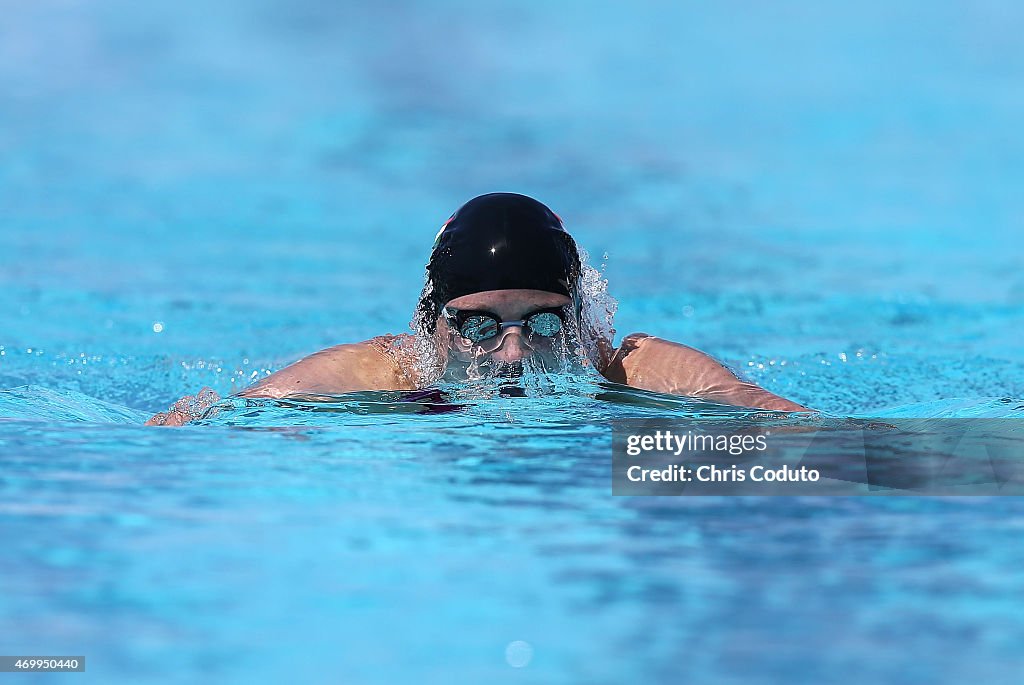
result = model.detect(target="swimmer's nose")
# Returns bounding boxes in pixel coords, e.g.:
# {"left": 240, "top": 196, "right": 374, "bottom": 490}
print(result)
{"left": 488, "top": 327, "right": 532, "bottom": 363}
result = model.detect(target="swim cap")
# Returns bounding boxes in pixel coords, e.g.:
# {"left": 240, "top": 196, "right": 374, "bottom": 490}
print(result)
{"left": 416, "top": 193, "right": 582, "bottom": 333}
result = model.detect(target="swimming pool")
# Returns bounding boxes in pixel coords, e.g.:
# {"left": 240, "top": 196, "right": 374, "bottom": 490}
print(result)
{"left": 2, "top": 1, "right": 1023, "bottom": 683}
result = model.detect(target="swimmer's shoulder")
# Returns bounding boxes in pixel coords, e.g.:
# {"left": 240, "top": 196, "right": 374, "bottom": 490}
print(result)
{"left": 600, "top": 333, "right": 736, "bottom": 392}
{"left": 601, "top": 332, "right": 659, "bottom": 385}
{"left": 238, "top": 336, "right": 419, "bottom": 399}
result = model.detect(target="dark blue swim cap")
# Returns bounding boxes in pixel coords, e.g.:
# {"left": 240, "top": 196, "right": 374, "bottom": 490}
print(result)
{"left": 416, "top": 193, "right": 581, "bottom": 333}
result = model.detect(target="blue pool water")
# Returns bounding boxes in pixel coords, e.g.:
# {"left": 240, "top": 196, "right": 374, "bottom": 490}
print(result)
{"left": 2, "top": 1, "right": 1023, "bottom": 683}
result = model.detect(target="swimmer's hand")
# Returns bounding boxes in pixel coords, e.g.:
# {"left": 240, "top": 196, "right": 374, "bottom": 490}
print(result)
{"left": 144, "top": 387, "right": 221, "bottom": 426}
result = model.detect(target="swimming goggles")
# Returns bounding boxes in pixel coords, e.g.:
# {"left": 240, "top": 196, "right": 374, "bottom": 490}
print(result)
{"left": 442, "top": 306, "right": 565, "bottom": 344}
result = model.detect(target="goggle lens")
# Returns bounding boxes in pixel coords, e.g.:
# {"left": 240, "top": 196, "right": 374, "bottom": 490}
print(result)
{"left": 460, "top": 315, "right": 500, "bottom": 342}
{"left": 524, "top": 311, "right": 562, "bottom": 337}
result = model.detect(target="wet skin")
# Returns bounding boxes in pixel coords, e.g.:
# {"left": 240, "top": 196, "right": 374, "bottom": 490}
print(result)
{"left": 146, "top": 289, "right": 809, "bottom": 425}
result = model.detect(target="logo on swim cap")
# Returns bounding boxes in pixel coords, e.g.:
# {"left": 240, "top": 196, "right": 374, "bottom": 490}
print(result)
{"left": 433, "top": 216, "right": 455, "bottom": 242}
{"left": 416, "top": 193, "right": 582, "bottom": 333}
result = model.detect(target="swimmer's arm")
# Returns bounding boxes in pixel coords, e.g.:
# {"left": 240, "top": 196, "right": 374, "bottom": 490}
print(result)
{"left": 145, "top": 339, "right": 415, "bottom": 425}
{"left": 236, "top": 340, "right": 416, "bottom": 399}
{"left": 601, "top": 333, "right": 811, "bottom": 412}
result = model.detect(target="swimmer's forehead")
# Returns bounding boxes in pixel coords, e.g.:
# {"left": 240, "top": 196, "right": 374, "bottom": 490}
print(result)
{"left": 445, "top": 289, "right": 571, "bottom": 315}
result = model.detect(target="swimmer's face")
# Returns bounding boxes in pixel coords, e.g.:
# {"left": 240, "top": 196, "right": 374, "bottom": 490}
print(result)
{"left": 438, "top": 289, "right": 573, "bottom": 369}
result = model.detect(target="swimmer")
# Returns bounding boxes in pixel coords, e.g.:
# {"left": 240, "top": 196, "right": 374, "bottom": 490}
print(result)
{"left": 146, "top": 193, "right": 809, "bottom": 425}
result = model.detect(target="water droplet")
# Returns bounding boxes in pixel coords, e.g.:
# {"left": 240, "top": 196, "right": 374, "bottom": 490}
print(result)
{"left": 505, "top": 640, "right": 533, "bottom": 668}
{"left": 152, "top": 322, "right": 164, "bottom": 333}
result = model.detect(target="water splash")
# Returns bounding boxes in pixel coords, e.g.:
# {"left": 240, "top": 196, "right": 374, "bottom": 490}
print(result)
{"left": 372, "top": 333, "right": 445, "bottom": 388}
{"left": 575, "top": 246, "right": 619, "bottom": 372}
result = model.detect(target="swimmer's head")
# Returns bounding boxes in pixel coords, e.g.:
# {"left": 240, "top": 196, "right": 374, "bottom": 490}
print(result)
{"left": 415, "top": 193, "right": 582, "bottom": 334}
